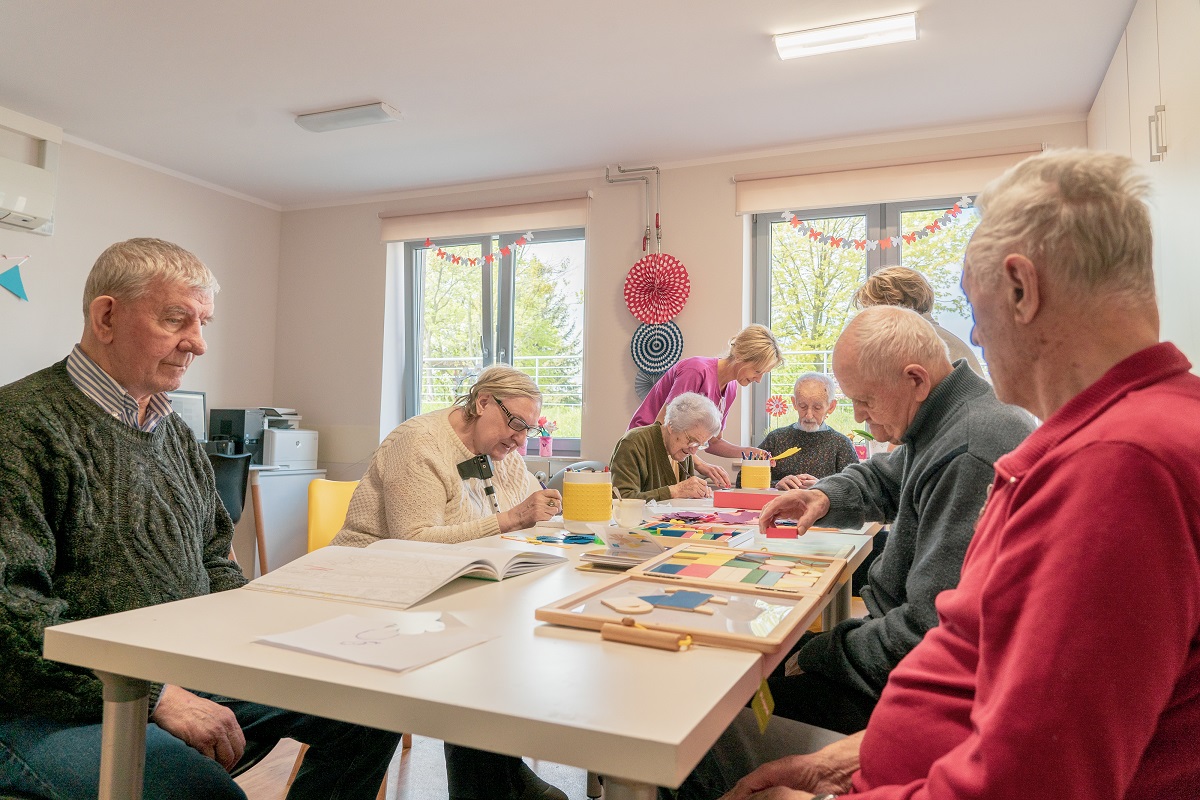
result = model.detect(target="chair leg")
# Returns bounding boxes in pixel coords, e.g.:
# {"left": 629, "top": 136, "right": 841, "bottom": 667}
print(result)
{"left": 402, "top": 732, "right": 412, "bottom": 750}
{"left": 286, "top": 743, "right": 309, "bottom": 789}
{"left": 587, "top": 770, "right": 603, "bottom": 799}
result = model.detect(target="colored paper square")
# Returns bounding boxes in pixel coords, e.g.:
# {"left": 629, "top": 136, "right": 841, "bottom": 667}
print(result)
{"left": 741, "top": 568, "right": 766, "bottom": 584}
{"left": 726, "top": 558, "right": 763, "bottom": 570}
{"left": 679, "top": 563, "right": 720, "bottom": 578}
{"left": 650, "top": 562, "right": 688, "bottom": 575}
{"left": 758, "top": 571, "right": 784, "bottom": 587}
{"left": 711, "top": 566, "right": 750, "bottom": 583}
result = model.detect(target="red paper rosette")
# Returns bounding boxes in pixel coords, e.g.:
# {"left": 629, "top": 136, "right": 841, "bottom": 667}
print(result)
{"left": 623, "top": 253, "right": 691, "bottom": 324}
{"left": 766, "top": 394, "right": 789, "bottom": 417}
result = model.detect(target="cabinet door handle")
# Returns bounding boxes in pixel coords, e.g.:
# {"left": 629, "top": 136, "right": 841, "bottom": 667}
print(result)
{"left": 1149, "top": 105, "right": 1167, "bottom": 162}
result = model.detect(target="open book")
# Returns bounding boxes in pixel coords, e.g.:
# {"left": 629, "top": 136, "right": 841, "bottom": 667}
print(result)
{"left": 245, "top": 539, "right": 567, "bottom": 610}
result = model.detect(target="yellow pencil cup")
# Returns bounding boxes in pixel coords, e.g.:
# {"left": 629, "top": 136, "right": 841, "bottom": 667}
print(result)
{"left": 740, "top": 462, "right": 772, "bottom": 489}
{"left": 562, "top": 472, "right": 614, "bottom": 523}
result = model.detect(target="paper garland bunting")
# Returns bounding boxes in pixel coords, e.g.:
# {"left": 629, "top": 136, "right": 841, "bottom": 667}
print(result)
{"left": 0, "top": 255, "right": 30, "bottom": 301}
{"left": 418, "top": 232, "right": 535, "bottom": 266}
{"left": 630, "top": 321, "right": 684, "bottom": 374}
{"left": 623, "top": 253, "right": 691, "bottom": 324}
{"left": 781, "top": 196, "right": 976, "bottom": 253}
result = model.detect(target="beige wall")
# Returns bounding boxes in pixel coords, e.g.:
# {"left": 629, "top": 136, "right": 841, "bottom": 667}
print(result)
{"left": 276, "top": 120, "right": 1087, "bottom": 479}
{"left": 0, "top": 141, "right": 282, "bottom": 408}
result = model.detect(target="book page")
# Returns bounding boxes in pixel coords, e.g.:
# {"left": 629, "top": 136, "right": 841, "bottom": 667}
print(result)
{"left": 246, "top": 546, "right": 489, "bottom": 609}
{"left": 368, "top": 539, "right": 565, "bottom": 578}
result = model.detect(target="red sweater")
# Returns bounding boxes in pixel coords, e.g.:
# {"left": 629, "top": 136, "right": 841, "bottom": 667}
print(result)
{"left": 850, "top": 343, "right": 1200, "bottom": 800}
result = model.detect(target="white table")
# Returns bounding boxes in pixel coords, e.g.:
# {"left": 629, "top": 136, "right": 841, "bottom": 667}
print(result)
{"left": 43, "top": 529, "right": 873, "bottom": 800}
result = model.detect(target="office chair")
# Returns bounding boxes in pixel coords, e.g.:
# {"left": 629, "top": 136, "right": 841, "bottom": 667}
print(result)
{"left": 546, "top": 460, "right": 608, "bottom": 494}
{"left": 209, "top": 452, "right": 253, "bottom": 525}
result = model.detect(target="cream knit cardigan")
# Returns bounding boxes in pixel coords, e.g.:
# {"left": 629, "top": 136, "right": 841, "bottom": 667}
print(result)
{"left": 332, "top": 408, "right": 540, "bottom": 546}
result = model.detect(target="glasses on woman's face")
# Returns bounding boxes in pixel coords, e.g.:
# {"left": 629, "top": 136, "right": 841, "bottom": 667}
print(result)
{"left": 678, "top": 430, "right": 709, "bottom": 452}
{"left": 494, "top": 398, "right": 534, "bottom": 434}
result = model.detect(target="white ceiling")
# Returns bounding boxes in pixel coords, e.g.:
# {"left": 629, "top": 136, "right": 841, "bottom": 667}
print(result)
{"left": 2, "top": 1, "right": 1132, "bottom": 209}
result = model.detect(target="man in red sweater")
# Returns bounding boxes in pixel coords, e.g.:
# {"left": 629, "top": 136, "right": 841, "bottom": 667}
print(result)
{"left": 702, "top": 150, "right": 1200, "bottom": 800}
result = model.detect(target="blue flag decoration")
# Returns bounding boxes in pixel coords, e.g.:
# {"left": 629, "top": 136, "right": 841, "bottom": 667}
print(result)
{"left": 0, "top": 264, "right": 29, "bottom": 301}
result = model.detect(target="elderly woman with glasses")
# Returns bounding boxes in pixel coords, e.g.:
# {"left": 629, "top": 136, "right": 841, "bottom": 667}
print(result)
{"left": 610, "top": 392, "right": 723, "bottom": 501}
{"left": 333, "top": 364, "right": 563, "bottom": 547}
{"left": 332, "top": 364, "right": 568, "bottom": 800}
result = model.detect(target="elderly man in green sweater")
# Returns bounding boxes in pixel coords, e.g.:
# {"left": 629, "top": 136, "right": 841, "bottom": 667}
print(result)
{"left": 610, "top": 392, "right": 722, "bottom": 501}
{"left": 0, "top": 239, "right": 400, "bottom": 799}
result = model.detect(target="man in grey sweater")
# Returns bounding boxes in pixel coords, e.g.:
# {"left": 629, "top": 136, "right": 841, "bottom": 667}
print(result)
{"left": 673, "top": 306, "right": 1033, "bottom": 798}
{"left": 0, "top": 239, "right": 400, "bottom": 799}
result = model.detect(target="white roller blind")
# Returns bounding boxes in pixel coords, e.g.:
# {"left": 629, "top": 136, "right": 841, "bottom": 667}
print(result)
{"left": 380, "top": 196, "right": 589, "bottom": 242}
{"left": 734, "top": 147, "right": 1043, "bottom": 216}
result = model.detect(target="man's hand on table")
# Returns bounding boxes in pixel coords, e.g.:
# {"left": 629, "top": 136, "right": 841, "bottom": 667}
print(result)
{"left": 776, "top": 474, "right": 818, "bottom": 491}
{"left": 152, "top": 685, "right": 246, "bottom": 771}
{"left": 719, "top": 732, "right": 864, "bottom": 800}
{"left": 759, "top": 489, "right": 831, "bottom": 534}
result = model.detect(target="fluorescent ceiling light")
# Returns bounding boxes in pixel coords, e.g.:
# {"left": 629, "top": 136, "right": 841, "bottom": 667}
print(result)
{"left": 295, "top": 102, "right": 401, "bottom": 133}
{"left": 774, "top": 13, "right": 918, "bottom": 60}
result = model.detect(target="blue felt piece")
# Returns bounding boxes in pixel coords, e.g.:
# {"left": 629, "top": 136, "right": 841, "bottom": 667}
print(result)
{"left": 649, "top": 562, "right": 687, "bottom": 575}
{"left": 640, "top": 590, "right": 713, "bottom": 610}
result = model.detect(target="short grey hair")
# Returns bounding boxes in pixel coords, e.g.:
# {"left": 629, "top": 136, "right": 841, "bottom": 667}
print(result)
{"left": 664, "top": 392, "right": 721, "bottom": 438}
{"left": 454, "top": 364, "right": 542, "bottom": 422}
{"left": 83, "top": 238, "right": 219, "bottom": 319}
{"left": 794, "top": 372, "right": 837, "bottom": 404}
{"left": 837, "top": 306, "right": 950, "bottom": 384}
{"left": 968, "top": 149, "right": 1155, "bottom": 302}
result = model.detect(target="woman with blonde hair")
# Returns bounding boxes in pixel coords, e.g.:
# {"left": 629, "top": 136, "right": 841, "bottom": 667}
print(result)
{"left": 333, "top": 364, "right": 567, "bottom": 800}
{"left": 854, "top": 266, "right": 984, "bottom": 376}
{"left": 629, "top": 324, "right": 783, "bottom": 486}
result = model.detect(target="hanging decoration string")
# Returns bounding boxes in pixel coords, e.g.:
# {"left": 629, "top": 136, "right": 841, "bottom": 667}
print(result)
{"left": 418, "top": 232, "right": 536, "bottom": 266}
{"left": 781, "top": 196, "right": 976, "bottom": 252}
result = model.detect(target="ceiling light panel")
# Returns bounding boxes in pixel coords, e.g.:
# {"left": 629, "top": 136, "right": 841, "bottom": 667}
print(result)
{"left": 295, "top": 102, "right": 401, "bottom": 133}
{"left": 774, "top": 13, "right": 918, "bottom": 60}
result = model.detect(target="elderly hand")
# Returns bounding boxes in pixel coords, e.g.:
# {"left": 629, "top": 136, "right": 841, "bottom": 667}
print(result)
{"left": 759, "top": 489, "right": 831, "bottom": 534}
{"left": 501, "top": 489, "right": 562, "bottom": 531}
{"left": 776, "top": 474, "right": 818, "bottom": 491}
{"left": 672, "top": 476, "right": 713, "bottom": 499}
{"left": 152, "top": 685, "right": 245, "bottom": 771}
{"left": 694, "top": 459, "right": 732, "bottom": 488}
{"left": 719, "top": 733, "right": 864, "bottom": 800}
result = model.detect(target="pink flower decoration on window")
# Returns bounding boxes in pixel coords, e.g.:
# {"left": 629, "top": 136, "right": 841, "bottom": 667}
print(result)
{"left": 765, "top": 395, "right": 789, "bottom": 417}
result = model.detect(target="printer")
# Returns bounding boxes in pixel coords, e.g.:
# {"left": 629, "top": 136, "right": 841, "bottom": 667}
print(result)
{"left": 261, "top": 407, "right": 318, "bottom": 470}
{"left": 209, "top": 408, "right": 266, "bottom": 463}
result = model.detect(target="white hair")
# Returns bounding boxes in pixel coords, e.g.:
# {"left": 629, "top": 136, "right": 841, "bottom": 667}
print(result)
{"left": 969, "top": 149, "right": 1155, "bottom": 302}
{"left": 83, "top": 238, "right": 218, "bottom": 319}
{"left": 664, "top": 392, "right": 721, "bottom": 437}
{"left": 794, "top": 372, "right": 837, "bottom": 404}
{"left": 837, "top": 306, "right": 950, "bottom": 384}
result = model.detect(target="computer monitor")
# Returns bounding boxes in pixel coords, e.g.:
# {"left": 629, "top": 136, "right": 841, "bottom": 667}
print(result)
{"left": 166, "top": 390, "right": 207, "bottom": 443}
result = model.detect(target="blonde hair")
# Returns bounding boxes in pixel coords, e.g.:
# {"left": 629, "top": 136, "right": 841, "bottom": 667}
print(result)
{"left": 854, "top": 267, "right": 935, "bottom": 315}
{"left": 726, "top": 324, "right": 783, "bottom": 372}
{"left": 969, "top": 149, "right": 1155, "bottom": 302}
{"left": 838, "top": 306, "right": 950, "bottom": 385}
{"left": 453, "top": 364, "right": 542, "bottom": 422}
{"left": 83, "top": 238, "right": 218, "bottom": 319}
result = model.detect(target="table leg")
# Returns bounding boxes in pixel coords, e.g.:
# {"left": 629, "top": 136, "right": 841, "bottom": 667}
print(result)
{"left": 249, "top": 470, "right": 268, "bottom": 576}
{"left": 601, "top": 776, "right": 657, "bottom": 800}
{"left": 95, "top": 670, "right": 150, "bottom": 800}
{"left": 822, "top": 579, "right": 852, "bottom": 630}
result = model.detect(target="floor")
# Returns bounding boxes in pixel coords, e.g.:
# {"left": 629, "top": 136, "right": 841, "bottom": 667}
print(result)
{"left": 236, "top": 597, "right": 869, "bottom": 800}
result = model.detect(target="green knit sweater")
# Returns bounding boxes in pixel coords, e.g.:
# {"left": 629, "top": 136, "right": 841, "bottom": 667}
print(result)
{"left": 609, "top": 422, "right": 695, "bottom": 502}
{"left": 0, "top": 361, "right": 244, "bottom": 722}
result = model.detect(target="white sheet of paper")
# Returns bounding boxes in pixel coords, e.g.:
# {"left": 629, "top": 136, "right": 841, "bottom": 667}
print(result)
{"left": 257, "top": 612, "right": 495, "bottom": 672}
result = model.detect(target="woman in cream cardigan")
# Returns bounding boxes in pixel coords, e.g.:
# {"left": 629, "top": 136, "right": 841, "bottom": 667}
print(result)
{"left": 333, "top": 365, "right": 562, "bottom": 546}
{"left": 332, "top": 365, "right": 567, "bottom": 800}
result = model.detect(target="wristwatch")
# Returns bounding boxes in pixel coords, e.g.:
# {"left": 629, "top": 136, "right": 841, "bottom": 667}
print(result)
{"left": 810, "top": 795, "right": 838, "bottom": 800}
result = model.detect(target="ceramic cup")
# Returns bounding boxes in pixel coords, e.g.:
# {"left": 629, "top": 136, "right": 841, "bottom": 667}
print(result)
{"left": 612, "top": 498, "right": 646, "bottom": 527}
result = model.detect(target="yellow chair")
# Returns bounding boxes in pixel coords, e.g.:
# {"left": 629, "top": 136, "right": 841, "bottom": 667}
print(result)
{"left": 307, "top": 478, "right": 360, "bottom": 551}
{"left": 282, "top": 479, "right": 405, "bottom": 797}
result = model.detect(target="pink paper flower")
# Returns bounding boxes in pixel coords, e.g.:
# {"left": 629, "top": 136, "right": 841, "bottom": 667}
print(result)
{"left": 766, "top": 395, "right": 789, "bottom": 417}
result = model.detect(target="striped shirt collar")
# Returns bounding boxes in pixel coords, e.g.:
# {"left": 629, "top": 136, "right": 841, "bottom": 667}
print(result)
{"left": 66, "top": 344, "right": 173, "bottom": 432}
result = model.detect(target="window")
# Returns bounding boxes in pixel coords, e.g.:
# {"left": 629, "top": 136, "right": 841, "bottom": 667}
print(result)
{"left": 401, "top": 227, "right": 586, "bottom": 454}
{"left": 751, "top": 198, "right": 982, "bottom": 441}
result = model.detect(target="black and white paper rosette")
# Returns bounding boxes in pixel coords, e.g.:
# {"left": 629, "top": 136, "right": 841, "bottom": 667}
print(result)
{"left": 630, "top": 321, "right": 683, "bottom": 375}
{"left": 634, "top": 369, "right": 665, "bottom": 400}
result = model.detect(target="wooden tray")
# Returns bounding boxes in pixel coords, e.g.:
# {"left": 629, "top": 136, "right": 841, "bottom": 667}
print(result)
{"left": 628, "top": 544, "right": 845, "bottom": 598}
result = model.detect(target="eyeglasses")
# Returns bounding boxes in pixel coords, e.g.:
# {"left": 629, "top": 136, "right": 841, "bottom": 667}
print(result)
{"left": 494, "top": 398, "right": 534, "bottom": 433}
{"left": 684, "top": 437, "right": 709, "bottom": 452}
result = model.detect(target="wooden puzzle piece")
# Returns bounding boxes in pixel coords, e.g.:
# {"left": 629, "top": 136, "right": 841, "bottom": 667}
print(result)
{"left": 602, "top": 596, "right": 654, "bottom": 614}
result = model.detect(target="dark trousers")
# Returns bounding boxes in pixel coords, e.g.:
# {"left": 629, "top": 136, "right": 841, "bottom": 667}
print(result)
{"left": 757, "top": 631, "right": 878, "bottom": 735}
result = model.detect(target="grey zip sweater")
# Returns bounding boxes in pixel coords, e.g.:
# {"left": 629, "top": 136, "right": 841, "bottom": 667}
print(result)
{"left": 796, "top": 362, "right": 1035, "bottom": 697}
{"left": 0, "top": 361, "right": 243, "bottom": 722}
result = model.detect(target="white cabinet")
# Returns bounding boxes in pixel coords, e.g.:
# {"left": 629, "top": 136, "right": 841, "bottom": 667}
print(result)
{"left": 231, "top": 467, "right": 325, "bottom": 578}
{"left": 1090, "top": 0, "right": 1200, "bottom": 367}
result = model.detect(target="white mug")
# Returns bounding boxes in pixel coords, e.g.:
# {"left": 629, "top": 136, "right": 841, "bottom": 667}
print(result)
{"left": 612, "top": 498, "right": 646, "bottom": 528}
